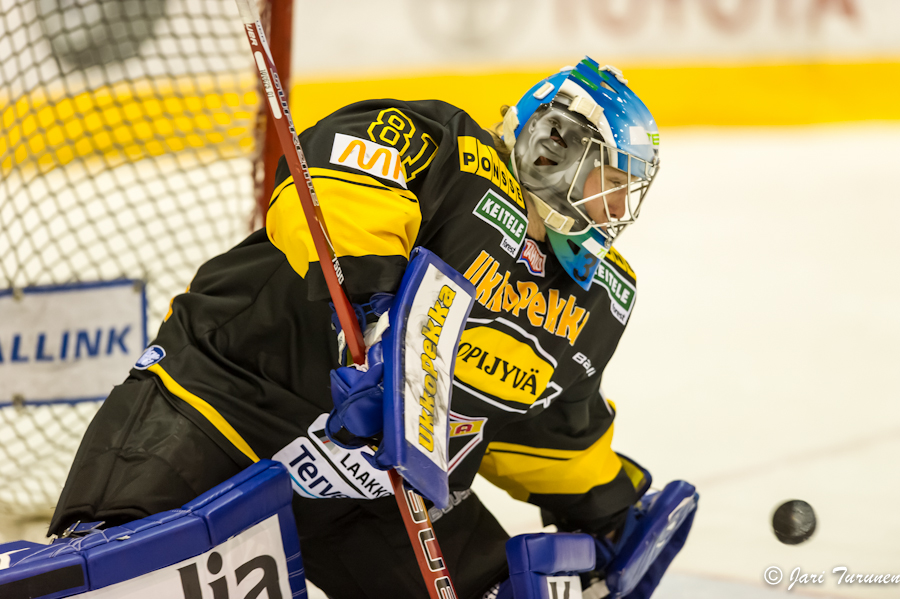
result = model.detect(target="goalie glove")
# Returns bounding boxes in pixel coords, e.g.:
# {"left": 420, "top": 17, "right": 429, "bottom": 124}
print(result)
{"left": 326, "top": 294, "right": 394, "bottom": 465}
{"left": 330, "top": 293, "right": 394, "bottom": 367}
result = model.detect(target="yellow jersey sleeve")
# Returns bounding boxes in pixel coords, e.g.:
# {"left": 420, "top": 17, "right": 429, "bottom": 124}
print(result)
{"left": 266, "top": 166, "right": 422, "bottom": 278}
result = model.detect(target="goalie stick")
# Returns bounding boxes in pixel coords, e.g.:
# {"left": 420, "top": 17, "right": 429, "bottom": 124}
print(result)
{"left": 233, "top": 2, "right": 458, "bottom": 598}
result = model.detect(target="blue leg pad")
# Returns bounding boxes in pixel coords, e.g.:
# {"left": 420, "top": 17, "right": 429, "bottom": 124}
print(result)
{"left": 506, "top": 533, "right": 596, "bottom": 599}
{"left": 0, "top": 460, "right": 306, "bottom": 599}
{"left": 605, "top": 480, "right": 699, "bottom": 599}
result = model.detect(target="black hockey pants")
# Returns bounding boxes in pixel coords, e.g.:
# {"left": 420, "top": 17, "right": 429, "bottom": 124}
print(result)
{"left": 50, "top": 377, "right": 509, "bottom": 599}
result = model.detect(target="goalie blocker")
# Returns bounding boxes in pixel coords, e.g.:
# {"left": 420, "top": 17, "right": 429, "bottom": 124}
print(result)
{"left": 382, "top": 247, "right": 476, "bottom": 508}
{"left": 326, "top": 247, "right": 476, "bottom": 509}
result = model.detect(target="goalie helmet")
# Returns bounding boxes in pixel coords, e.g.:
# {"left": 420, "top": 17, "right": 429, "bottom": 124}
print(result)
{"left": 502, "top": 57, "right": 660, "bottom": 289}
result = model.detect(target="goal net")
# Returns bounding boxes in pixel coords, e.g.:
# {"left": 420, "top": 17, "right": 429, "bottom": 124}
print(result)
{"left": 0, "top": 0, "right": 279, "bottom": 526}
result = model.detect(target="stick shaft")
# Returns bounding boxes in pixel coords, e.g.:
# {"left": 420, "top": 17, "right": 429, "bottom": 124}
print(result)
{"left": 390, "top": 470, "right": 459, "bottom": 599}
{"left": 236, "top": 0, "right": 364, "bottom": 364}
{"left": 235, "top": 3, "right": 457, "bottom": 597}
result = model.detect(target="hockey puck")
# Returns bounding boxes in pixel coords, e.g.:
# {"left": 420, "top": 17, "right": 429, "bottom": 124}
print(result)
{"left": 772, "top": 500, "right": 816, "bottom": 545}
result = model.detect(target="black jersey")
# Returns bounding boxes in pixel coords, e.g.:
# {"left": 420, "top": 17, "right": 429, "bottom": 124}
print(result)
{"left": 134, "top": 99, "right": 643, "bottom": 534}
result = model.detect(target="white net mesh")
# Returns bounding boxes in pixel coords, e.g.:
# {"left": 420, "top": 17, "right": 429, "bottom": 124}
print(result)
{"left": 0, "top": 0, "right": 265, "bottom": 521}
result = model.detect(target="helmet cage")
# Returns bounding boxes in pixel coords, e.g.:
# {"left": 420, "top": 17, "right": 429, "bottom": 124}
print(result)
{"left": 565, "top": 135, "right": 658, "bottom": 245}
{"left": 516, "top": 102, "right": 658, "bottom": 248}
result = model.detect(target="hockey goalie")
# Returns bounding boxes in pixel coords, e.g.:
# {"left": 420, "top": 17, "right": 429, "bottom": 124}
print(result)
{"left": 0, "top": 56, "right": 697, "bottom": 599}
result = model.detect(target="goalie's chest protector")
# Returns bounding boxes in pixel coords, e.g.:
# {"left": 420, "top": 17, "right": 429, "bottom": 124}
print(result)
{"left": 442, "top": 240, "right": 637, "bottom": 488}
{"left": 131, "top": 98, "right": 636, "bottom": 494}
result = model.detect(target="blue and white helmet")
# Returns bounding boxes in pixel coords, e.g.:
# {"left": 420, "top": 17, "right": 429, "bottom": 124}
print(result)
{"left": 503, "top": 57, "right": 660, "bottom": 289}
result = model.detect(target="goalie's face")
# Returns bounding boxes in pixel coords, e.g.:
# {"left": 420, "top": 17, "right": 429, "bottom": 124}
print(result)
{"left": 582, "top": 166, "right": 630, "bottom": 226}
{"left": 514, "top": 103, "right": 655, "bottom": 243}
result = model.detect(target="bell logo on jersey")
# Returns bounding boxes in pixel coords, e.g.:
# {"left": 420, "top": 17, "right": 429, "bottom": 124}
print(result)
{"left": 330, "top": 133, "right": 408, "bottom": 189}
{"left": 518, "top": 239, "right": 546, "bottom": 277}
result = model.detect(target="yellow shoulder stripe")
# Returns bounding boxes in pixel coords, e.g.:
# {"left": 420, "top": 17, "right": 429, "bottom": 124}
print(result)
{"left": 269, "top": 168, "right": 417, "bottom": 208}
{"left": 148, "top": 364, "right": 260, "bottom": 464}
{"left": 478, "top": 424, "right": 621, "bottom": 500}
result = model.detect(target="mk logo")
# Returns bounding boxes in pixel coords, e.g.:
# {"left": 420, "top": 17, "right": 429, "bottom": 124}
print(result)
{"left": 330, "top": 133, "right": 407, "bottom": 188}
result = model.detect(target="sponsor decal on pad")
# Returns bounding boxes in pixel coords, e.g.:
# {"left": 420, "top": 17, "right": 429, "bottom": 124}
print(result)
{"left": 402, "top": 264, "right": 473, "bottom": 472}
{"left": 72, "top": 516, "right": 291, "bottom": 598}
{"left": 546, "top": 575, "right": 584, "bottom": 599}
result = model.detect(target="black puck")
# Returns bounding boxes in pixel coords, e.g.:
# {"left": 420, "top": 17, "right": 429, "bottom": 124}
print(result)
{"left": 772, "top": 499, "right": 816, "bottom": 545}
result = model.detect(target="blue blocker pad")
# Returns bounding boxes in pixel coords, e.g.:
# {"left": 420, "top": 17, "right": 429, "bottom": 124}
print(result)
{"left": 382, "top": 247, "right": 476, "bottom": 509}
{"left": 506, "top": 533, "right": 596, "bottom": 599}
{"left": 0, "top": 460, "right": 306, "bottom": 599}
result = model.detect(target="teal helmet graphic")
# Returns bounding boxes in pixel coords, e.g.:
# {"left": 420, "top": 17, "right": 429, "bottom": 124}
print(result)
{"left": 502, "top": 57, "right": 660, "bottom": 289}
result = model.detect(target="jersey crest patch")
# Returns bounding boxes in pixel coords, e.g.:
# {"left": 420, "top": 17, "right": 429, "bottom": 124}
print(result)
{"left": 517, "top": 239, "right": 546, "bottom": 277}
{"left": 448, "top": 411, "right": 486, "bottom": 473}
{"left": 329, "top": 133, "right": 408, "bottom": 189}
{"left": 593, "top": 260, "right": 636, "bottom": 325}
{"left": 134, "top": 345, "right": 165, "bottom": 369}
{"left": 472, "top": 190, "right": 527, "bottom": 257}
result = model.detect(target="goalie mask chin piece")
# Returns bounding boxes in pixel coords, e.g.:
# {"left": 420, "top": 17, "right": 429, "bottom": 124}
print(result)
{"left": 507, "top": 57, "right": 660, "bottom": 289}
{"left": 526, "top": 189, "right": 609, "bottom": 291}
{"left": 546, "top": 227, "right": 611, "bottom": 292}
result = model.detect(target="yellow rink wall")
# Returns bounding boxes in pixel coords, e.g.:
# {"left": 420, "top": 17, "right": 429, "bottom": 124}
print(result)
{"left": 288, "top": 60, "right": 900, "bottom": 132}
{"left": 3, "top": 60, "right": 900, "bottom": 178}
